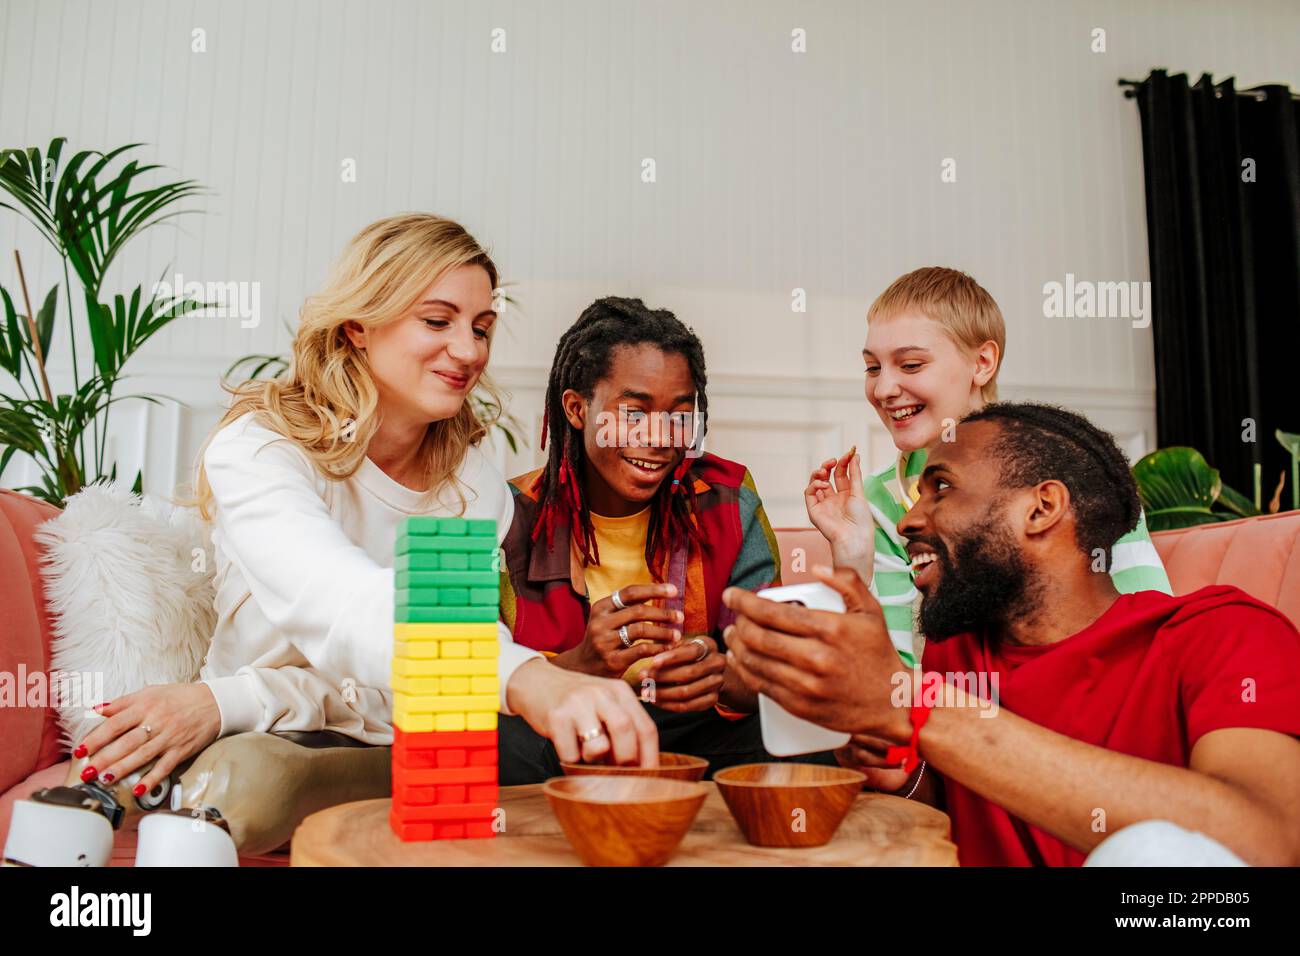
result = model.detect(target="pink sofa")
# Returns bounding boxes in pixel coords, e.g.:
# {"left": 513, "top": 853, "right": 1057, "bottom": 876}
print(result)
{"left": 0, "top": 490, "right": 288, "bottom": 866}
{"left": 3, "top": 484, "right": 1297, "bottom": 864}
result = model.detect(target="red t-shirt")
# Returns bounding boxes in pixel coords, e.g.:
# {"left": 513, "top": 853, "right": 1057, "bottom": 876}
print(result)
{"left": 921, "top": 585, "right": 1300, "bottom": 866}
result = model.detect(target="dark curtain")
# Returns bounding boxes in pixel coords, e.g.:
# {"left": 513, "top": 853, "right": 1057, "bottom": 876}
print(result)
{"left": 1133, "top": 69, "right": 1300, "bottom": 500}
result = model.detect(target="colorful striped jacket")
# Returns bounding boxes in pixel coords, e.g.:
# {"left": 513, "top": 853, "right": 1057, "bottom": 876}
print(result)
{"left": 500, "top": 453, "right": 781, "bottom": 654}
{"left": 867, "top": 448, "right": 1174, "bottom": 667}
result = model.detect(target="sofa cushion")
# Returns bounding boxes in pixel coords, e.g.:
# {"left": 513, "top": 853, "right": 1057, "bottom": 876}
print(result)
{"left": 0, "top": 491, "right": 65, "bottom": 794}
{"left": 1150, "top": 511, "right": 1300, "bottom": 627}
{"left": 772, "top": 527, "right": 833, "bottom": 585}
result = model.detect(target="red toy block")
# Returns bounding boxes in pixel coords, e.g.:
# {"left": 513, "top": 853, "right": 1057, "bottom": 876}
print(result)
{"left": 394, "top": 784, "right": 439, "bottom": 804}
{"left": 467, "top": 783, "right": 497, "bottom": 803}
{"left": 437, "top": 785, "right": 468, "bottom": 803}
{"left": 389, "top": 801, "right": 497, "bottom": 823}
{"left": 392, "top": 763, "right": 497, "bottom": 788}
{"left": 436, "top": 823, "right": 465, "bottom": 839}
{"left": 396, "top": 747, "right": 465, "bottom": 770}
{"left": 465, "top": 820, "right": 496, "bottom": 838}
{"left": 389, "top": 817, "right": 436, "bottom": 841}
{"left": 392, "top": 783, "right": 487, "bottom": 805}
{"left": 394, "top": 744, "right": 498, "bottom": 770}
{"left": 393, "top": 728, "right": 497, "bottom": 751}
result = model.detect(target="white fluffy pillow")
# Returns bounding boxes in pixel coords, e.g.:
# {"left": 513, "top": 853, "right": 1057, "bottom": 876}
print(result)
{"left": 35, "top": 483, "right": 216, "bottom": 748}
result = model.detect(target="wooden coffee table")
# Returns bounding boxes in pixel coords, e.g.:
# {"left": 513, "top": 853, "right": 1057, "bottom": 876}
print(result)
{"left": 291, "top": 783, "right": 958, "bottom": 866}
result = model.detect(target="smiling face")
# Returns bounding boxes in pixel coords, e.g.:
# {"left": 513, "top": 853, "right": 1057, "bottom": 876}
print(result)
{"left": 562, "top": 343, "right": 698, "bottom": 517}
{"left": 346, "top": 263, "right": 496, "bottom": 428}
{"left": 863, "top": 313, "right": 996, "bottom": 453}
{"left": 897, "top": 419, "right": 1041, "bottom": 639}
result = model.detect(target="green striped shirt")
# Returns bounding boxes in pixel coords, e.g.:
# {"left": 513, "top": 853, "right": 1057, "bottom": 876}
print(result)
{"left": 865, "top": 448, "right": 1173, "bottom": 666}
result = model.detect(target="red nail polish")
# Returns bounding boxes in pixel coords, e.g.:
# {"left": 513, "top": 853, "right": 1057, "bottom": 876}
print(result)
{"left": 102, "top": 772, "right": 115, "bottom": 784}
{"left": 73, "top": 744, "right": 87, "bottom": 759}
{"left": 133, "top": 784, "right": 147, "bottom": 797}
{"left": 80, "top": 766, "right": 97, "bottom": 782}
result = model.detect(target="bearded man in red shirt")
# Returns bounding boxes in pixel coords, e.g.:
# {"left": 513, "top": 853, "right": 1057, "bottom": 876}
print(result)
{"left": 722, "top": 402, "right": 1300, "bottom": 866}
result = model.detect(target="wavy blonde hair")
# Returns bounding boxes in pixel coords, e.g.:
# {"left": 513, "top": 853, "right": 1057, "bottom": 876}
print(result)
{"left": 194, "top": 213, "right": 501, "bottom": 520}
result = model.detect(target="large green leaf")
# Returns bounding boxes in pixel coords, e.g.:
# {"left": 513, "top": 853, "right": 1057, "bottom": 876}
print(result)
{"left": 0, "top": 285, "right": 24, "bottom": 379}
{"left": 83, "top": 283, "right": 208, "bottom": 384}
{"left": 1, "top": 138, "right": 204, "bottom": 296}
{"left": 1216, "top": 480, "right": 1261, "bottom": 519}
{"left": 1133, "top": 447, "right": 1225, "bottom": 531}
{"left": 34, "top": 284, "right": 57, "bottom": 360}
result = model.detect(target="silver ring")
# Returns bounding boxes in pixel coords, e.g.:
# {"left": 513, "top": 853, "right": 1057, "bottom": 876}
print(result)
{"left": 618, "top": 624, "right": 632, "bottom": 648}
{"left": 578, "top": 726, "right": 604, "bottom": 743}
{"left": 688, "top": 637, "right": 708, "bottom": 662}
{"left": 142, "top": 724, "right": 153, "bottom": 737}
{"left": 610, "top": 588, "right": 626, "bottom": 611}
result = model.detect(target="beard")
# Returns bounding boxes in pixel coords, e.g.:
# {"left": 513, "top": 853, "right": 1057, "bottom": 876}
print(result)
{"left": 915, "top": 517, "right": 1043, "bottom": 642}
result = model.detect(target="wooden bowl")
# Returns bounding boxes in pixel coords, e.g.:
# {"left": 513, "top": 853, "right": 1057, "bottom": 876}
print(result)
{"left": 714, "top": 762, "right": 866, "bottom": 848}
{"left": 559, "top": 752, "right": 709, "bottom": 782}
{"left": 543, "top": 776, "right": 708, "bottom": 866}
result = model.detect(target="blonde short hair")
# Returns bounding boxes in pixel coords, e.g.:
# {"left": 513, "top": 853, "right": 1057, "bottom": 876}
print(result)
{"left": 867, "top": 267, "right": 1005, "bottom": 402}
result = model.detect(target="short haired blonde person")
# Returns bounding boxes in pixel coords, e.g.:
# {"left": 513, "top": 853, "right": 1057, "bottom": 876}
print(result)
{"left": 71, "top": 215, "right": 658, "bottom": 828}
{"left": 807, "top": 267, "right": 1170, "bottom": 661}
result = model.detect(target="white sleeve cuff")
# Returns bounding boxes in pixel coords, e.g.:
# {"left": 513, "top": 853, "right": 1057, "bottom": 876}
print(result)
{"left": 496, "top": 621, "right": 542, "bottom": 716}
{"left": 201, "top": 673, "right": 265, "bottom": 737}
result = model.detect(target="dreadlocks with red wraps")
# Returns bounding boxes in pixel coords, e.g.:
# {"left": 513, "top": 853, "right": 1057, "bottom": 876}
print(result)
{"left": 532, "top": 296, "right": 709, "bottom": 580}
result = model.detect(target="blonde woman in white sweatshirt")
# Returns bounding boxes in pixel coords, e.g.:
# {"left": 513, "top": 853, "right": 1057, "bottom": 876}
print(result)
{"left": 72, "top": 214, "right": 658, "bottom": 810}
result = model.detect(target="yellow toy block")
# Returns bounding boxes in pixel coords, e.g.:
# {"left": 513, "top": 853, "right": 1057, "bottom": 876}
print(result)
{"left": 471, "top": 641, "right": 499, "bottom": 659}
{"left": 435, "top": 712, "right": 466, "bottom": 732}
{"left": 439, "top": 641, "right": 471, "bottom": 659}
{"left": 393, "top": 640, "right": 439, "bottom": 660}
{"left": 392, "top": 658, "right": 497, "bottom": 678}
{"left": 393, "top": 692, "right": 498, "bottom": 715}
{"left": 467, "top": 712, "right": 498, "bottom": 731}
{"left": 470, "top": 676, "right": 500, "bottom": 696}
{"left": 393, "top": 622, "right": 499, "bottom": 643}
{"left": 438, "top": 676, "right": 470, "bottom": 695}
{"left": 390, "top": 675, "right": 441, "bottom": 696}
{"left": 391, "top": 712, "right": 435, "bottom": 733}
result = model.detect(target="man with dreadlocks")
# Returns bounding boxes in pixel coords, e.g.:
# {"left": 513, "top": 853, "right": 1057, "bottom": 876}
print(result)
{"left": 497, "top": 296, "right": 812, "bottom": 778}
{"left": 723, "top": 403, "right": 1300, "bottom": 866}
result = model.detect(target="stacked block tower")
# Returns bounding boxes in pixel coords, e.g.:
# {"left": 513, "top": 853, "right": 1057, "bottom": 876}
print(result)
{"left": 389, "top": 516, "right": 501, "bottom": 841}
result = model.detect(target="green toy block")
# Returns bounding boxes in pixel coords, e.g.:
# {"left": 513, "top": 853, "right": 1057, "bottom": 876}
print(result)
{"left": 394, "top": 571, "right": 499, "bottom": 589}
{"left": 401, "top": 516, "right": 452, "bottom": 537}
{"left": 395, "top": 552, "right": 442, "bottom": 572}
{"left": 396, "top": 587, "right": 470, "bottom": 608}
{"left": 394, "top": 606, "right": 499, "bottom": 624}
{"left": 399, "top": 516, "right": 496, "bottom": 538}
{"left": 469, "top": 588, "right": 499, "bottom": 606}
{"left": 396, "top": 534, "right": 496, "bottom": 555}
{"left": 468, "top": 552, "right": 498, "bottom": 571}
{"left": 439, "top": 552, "right": 470, "bottom": 570}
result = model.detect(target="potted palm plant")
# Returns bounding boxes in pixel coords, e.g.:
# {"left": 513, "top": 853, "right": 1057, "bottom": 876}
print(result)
{"left": 0, "top": 138, "right": 206, "bottom": 504}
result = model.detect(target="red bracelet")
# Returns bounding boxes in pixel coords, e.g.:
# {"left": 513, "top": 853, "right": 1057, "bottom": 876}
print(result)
{"left": 884, "top": 671, "right": 939, "bottom": 774}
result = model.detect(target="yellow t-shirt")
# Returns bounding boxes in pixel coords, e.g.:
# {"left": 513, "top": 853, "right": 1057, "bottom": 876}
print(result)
{"left": 584, "top": 507, "right": 658, "bottom": 684}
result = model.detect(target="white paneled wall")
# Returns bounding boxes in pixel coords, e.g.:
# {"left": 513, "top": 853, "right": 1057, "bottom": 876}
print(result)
{"left": 3, "top": 0, "right": 1298, "bottom": 522}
